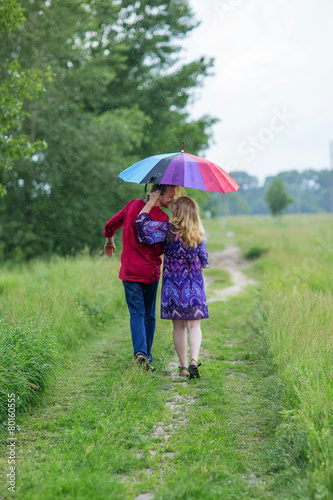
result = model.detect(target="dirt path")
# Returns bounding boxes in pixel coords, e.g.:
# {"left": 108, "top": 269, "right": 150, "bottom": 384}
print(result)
{"left": 131, "top": 365, "right": 195, "bottom": 500}
{"left": 205, "top": 245, "right": 257, "bottom": 302}
{"left": 133, "top": 245, "right": 259, "bottom": 498}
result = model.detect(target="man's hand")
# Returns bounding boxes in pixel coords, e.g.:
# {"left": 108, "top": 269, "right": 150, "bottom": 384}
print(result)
{"left": 104, "top": 241, "right": 116, "bottom": 256}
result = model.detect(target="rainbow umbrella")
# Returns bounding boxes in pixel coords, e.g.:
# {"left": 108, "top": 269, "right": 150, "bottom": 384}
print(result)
{"left": 118, "top": 143, "right": 240, "bottom": 193}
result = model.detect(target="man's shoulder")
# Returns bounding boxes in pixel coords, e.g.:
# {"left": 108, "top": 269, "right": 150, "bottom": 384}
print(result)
{"left": 151, "top": 206, "right": 169, "bottom": 222}
{"left": 125, "top": 198, "right": 145, "bottom": 212}
{"left": 128, "top": 198, "right": 145, "bottom": 207}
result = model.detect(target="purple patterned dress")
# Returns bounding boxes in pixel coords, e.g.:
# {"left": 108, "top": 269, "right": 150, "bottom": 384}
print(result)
{"left": 136, "top": 213, "right": 209, "bottom": 321}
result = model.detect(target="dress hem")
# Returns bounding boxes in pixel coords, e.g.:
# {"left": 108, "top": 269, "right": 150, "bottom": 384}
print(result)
{"left": 161, "top": 315, "right": 209, "bottom": 320}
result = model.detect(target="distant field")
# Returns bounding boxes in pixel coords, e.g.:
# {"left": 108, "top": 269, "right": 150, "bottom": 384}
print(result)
{"left": 205, "top": 213, "right": 333, "bottom": 289}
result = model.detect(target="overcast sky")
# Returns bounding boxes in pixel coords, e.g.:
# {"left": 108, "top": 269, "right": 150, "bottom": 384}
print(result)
{"left": 181, "top": 0, "right": 333, "bottom": 182}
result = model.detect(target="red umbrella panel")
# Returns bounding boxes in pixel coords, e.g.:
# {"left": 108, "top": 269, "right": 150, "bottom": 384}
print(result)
{"left": 118, "top": 151, "right": 240, "bottom": 193}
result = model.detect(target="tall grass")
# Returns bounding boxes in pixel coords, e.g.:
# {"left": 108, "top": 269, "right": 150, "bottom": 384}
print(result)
{"left": 209, "top": 214, "right": 333, "bottom": 496}
{"left": 0, "top": 255, "right": 124, "bottom": 420}
{"left": 260, "top": 285, "right": 333, "bottom": 495}
{"left": 0, "top": 315, "right": 57, "bottom": 418}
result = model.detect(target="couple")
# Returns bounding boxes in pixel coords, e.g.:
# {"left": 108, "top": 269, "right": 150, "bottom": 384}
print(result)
{"left": 104, "top": 184, "right": 209, "bottom": 379}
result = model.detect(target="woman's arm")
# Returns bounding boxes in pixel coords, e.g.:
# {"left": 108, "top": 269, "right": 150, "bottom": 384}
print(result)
{"left": 198, "top": 240, "right": 209, "bottom": 269}
{"left": 138, "top": 190, "right": 161, "bottom": 216}
{"left": 135, "top": 213, "right": 169, "bottom": 245}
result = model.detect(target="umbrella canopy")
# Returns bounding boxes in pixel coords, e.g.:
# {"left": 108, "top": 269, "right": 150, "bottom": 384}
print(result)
{"left": 118, "top": 150, "right": 240, "bottom": 193}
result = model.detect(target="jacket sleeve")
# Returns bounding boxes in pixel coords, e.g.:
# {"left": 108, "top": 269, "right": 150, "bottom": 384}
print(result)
{"left": 198, "top": 240, "right": 209, "bottom": 269}
{"left": 104, "top": 204, "right": 127, "bottom": 238}
{"left": 135, "top": 213, "right": 169, "bottom": 245}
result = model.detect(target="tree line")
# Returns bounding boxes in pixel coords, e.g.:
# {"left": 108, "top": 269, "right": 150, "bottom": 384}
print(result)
{"left": 0, "top": 0, "right": 215, "bottom": 261}
{"left": 205, "top": 169, "right": 333, "bottom": 217}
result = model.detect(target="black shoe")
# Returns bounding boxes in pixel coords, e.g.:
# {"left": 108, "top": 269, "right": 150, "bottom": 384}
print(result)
{"left": 188, "top": 360, "right": 201, "bottom": 379}
{"left": 134, "top": 354, "right": 147, "bottom": 365}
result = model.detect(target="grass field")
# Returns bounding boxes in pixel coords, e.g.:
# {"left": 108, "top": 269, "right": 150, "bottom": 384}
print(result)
{"left": 0, "top": 213, "right": 332, "bottom": 499}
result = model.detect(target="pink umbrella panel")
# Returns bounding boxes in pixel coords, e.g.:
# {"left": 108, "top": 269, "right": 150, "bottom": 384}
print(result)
{"left": 118, "top": 151, "right": 240, "bottom": 193}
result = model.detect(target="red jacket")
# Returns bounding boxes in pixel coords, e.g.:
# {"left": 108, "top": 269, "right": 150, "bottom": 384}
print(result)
{"left": 104, "top": 199, "right": 169, "bottom": 283}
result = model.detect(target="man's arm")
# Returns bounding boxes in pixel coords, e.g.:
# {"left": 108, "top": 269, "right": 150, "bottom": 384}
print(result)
{"left": 104, "top": 239, "right": 116, "bottom": 256}
{"left": 103, "top": 204, "right": 127, "bottom": 257}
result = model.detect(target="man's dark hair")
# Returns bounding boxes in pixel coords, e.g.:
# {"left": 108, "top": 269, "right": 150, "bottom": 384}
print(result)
{"left": 145, "top": 183, "right": 179, "bottom": 201}
{"left": 150, "top": 184, "right": 170, "bottom": 196}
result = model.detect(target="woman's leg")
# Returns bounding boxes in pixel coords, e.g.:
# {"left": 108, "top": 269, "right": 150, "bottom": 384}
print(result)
{"left": 186, "top": 320, "right": 202, "bottom": 364}
{"left": 172, "top": 320, "right": 188, "bottom": 368}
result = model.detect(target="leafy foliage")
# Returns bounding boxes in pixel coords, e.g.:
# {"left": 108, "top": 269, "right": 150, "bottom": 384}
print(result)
{"left": 0, "top": 0, "right": 215, "bottom": 260}
{"left": 0, "top": 1, "right": 47, "bottom": 194}
{"left": 0, "top": 0, "right": 23, "bottom": 31}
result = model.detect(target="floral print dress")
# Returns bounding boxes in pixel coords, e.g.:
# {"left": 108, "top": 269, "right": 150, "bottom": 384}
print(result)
{"left": 136, "top": 213, "right": 209, "bottom": 321}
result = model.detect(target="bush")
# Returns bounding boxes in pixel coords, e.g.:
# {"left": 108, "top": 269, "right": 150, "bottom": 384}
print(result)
{"left": 244, "top": 246, "right": 268, "bottom": 260}
{"left": 0, "top": 315, "right": 58, "bottom": 420}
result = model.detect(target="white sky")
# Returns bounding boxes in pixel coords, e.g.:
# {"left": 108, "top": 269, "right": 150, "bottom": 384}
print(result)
{"left": 181, "top": 0, "right": 333, "bottom": 182}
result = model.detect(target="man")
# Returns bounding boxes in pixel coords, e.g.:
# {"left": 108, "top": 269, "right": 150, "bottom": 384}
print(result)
{"left": 104, "top": 184, "right": 176, "bottom": 369}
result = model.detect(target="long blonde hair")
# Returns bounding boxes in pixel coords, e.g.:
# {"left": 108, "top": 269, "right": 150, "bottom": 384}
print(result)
{"left": 171, "top": 196, "right": 205, "bottom": 248}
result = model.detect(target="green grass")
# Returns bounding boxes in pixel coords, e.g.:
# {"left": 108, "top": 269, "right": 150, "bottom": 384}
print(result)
{"left": 204, "top": 267, "right": 233, "bottom": 297}
{"left": 1, "top": 213, "right": 333, "bottom": 499}
{"left": 204, "top": 213, "right": 333, "bottom": 498}
{"left": 204, "top": 216, "right": 231, "bottom": 252}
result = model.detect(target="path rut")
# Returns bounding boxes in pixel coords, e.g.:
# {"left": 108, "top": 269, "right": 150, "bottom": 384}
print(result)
{"left": 205, "top": 245, "right": 257, "bottom": 302}
{"left": 134, "top": 245, "right": 257, "bottom": 499}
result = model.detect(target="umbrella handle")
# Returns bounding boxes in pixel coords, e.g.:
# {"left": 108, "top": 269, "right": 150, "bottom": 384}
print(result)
{"left": 144, "top": 176, "right": 156, "bottom": 192}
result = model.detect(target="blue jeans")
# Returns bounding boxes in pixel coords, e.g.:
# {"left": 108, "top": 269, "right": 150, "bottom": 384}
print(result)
{"left": 122, "top": 281, "right": 159, "bottom": 362}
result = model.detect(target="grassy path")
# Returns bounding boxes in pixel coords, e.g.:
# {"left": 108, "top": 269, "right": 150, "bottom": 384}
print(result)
{"left": 1, "top": 251, "right": 298, "bottom": 499}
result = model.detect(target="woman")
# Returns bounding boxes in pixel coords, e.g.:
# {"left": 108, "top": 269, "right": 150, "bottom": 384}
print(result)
{"left": 135, "top": 193, "right": 209, "bottom": 379}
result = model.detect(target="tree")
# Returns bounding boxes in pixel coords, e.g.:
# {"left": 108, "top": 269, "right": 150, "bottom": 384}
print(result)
{"left": 229, "top": 171, "right": 259, "bottom": 191}
{"left": 0, "top": 0, "right": 215, "bottom": 260}
{"left": 265, "top": 178, "right": 293, "bottom": 217}
{"left": 0, "top": 0, "right": 46, "bottom": 195}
